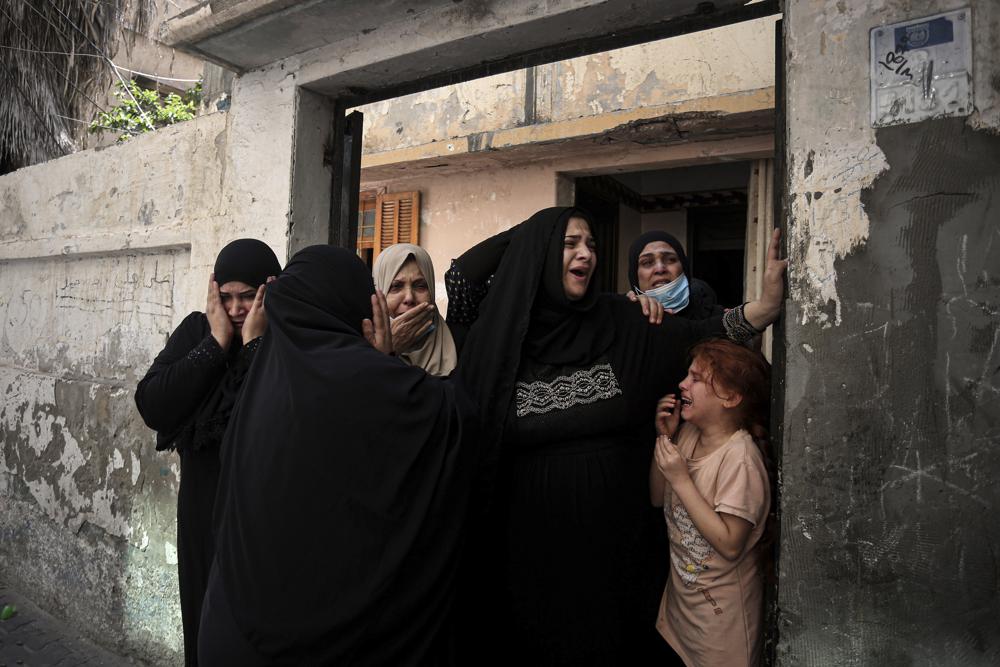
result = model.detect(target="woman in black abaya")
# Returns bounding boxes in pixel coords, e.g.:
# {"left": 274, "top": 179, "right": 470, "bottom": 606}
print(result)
{"left": 134, "top": 239, "right": 280, "bottom": 666}
{"left": 199, "top": 245, "right": 479, "bottom": 666}
{"left": 447, "top": 207, "right": 785, "bottom": 665}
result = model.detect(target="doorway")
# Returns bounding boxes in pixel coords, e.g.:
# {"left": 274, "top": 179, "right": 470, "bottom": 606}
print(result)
{"left": 575, "top": 161, "right": 752, "bottom": 306}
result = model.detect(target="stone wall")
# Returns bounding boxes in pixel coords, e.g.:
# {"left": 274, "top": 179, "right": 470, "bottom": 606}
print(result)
{"left": 0, "top": 101, "right": 291, "bottom": 662}
{"left": 779, "top": 0, "right": 1000, "bottom": 663}
{"left": 356, "top": 16, "right": 777, "bottom": 167}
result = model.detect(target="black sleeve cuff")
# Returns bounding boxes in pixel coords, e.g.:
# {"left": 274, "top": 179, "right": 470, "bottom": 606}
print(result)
{"left": 185, "top": 334, "right": 228, "bottom": 368}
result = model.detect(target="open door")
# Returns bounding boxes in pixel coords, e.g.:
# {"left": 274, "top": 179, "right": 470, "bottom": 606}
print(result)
{"left": 764, "top": 16, "right": 786, "bottom": 667}
{"left": 329, "top": 108, "right": 364, "bottom": 248}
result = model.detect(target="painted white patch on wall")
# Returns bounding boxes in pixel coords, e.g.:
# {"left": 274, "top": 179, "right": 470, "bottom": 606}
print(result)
{"left": 91, "top": 488, "right": 131, "bottom": 538}
{"left": 165, "top": 541, "right": 178, "bottom": 565}
{"left": 0, "top": 369, "right": 135, "bottom": 539}
{"left": 57, "top": 433, "right": 90, "bottom": 513}
{"left": 789, "top": 137, "right": 888, "bottom": 327}
{"left": 131, "top": 451, "right": 141, "bottom": 486}
{"left": 25, "top": 478, "right": 59, "bottom": 518}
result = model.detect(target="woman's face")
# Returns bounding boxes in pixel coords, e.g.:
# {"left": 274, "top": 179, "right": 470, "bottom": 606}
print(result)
{"left": 636, "top": 241, "right": 684, "bottom": 291}
{"left": 385, "top": 258, "right": 431, "bottom": 316}
{"left": 562, "top": 216, "right": 597, "bottom": 301}
{"left": 219, "top": 280, "right": 257, "bottom": 334}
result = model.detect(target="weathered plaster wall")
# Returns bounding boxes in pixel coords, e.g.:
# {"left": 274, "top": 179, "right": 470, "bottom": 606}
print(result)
{"left": 356, "top": 15, "right": 778, "bottom": 163}
{"left": 370, "top": 162, "right": 557, "bottom": 311}
{"left": 780, "top": 0, "right": 1000, "bottom": 663}
{"left": 0, "top": 71, "right": 297, "bottom": 660}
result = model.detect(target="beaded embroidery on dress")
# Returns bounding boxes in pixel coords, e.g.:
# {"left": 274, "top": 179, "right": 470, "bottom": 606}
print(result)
{"left": 514, "top": 363, "right": 623, "bottom": 417}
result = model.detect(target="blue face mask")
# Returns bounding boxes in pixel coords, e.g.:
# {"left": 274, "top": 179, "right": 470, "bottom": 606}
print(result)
{"left": 636, "top": 274, "right": 689, "bottom": 312}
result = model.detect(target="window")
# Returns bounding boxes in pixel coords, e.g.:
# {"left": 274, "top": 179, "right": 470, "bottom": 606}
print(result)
{"left": 357, "top": 191, "right": 378, "bottom": 267}
{"left": 357, "top": 190, "right": 421, "bottom": 265}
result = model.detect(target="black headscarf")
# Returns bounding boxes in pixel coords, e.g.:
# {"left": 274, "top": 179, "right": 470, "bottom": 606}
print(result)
{"left": 213, "top": 238, "right": 281, "bottom": 287}
{"left": 211, "top": 245, "right": 478, "bottom": 664}
{"left": 625, "top": 230, "right": 721, "bottom": 320}
{"left": 524, "top": 209, "right": 615, "bottom": 365}
{"left": 627, "top": 230, "right": 689, "bottom": 287}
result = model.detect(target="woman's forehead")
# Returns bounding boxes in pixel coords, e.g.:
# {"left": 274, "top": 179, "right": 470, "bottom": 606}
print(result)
{"left": 565, "top": 216, "right": 591, "bottom": 235}
{"left": 219, "top": 280, "right": 256, "bottom": 294}
{"left": 393, "top": 257, "right": 425, "bottom": 280}
{"left": 639, "top": 241, "right": 679, "bottom": 258}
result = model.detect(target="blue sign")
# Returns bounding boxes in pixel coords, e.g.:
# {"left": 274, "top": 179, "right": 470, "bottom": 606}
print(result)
{"left": 894, "top": 17, "right": 954, "bottom": 52}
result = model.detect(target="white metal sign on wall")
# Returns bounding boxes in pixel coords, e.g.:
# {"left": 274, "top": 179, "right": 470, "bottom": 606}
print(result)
{"left": 870, "top": 8, "right": 973, "bottom": 127}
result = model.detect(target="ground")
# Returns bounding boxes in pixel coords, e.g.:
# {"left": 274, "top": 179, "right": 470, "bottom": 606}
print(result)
{"left": 0, "top": 582, "right": 136, "bottom": 666}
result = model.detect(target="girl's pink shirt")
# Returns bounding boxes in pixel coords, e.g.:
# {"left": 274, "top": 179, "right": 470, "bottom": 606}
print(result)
{"left": 656, "top": 423, "right": 771, "bottom": 667}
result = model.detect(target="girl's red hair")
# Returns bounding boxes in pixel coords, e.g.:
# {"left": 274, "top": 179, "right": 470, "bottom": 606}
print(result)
{"left": 689, "top": 338, "right": 771, "bottom": 444}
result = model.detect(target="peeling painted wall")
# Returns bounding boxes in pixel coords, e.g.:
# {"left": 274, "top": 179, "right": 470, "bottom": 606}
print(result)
{"left": 0, "top": 95, "right": 294, "bottom": 662}
{"left": 780, "top": 0, "right": 1000, "bottom": 663}
{"left": 357, "top": 15, "right": 778, "bottom": 158}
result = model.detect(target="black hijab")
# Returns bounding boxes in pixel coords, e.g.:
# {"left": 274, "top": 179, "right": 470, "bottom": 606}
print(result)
{"left": 213, "top": 238, "right": 281, "bottom": 287}
{"left": 625, "top": 230, "right": 720, "bottom": 320}
{"left": 456, "top": 207, "right": 614, "bottom": 462}
{"left": 524, "top": 209, "right": 615, "bottom": 365}
{"left": 212, "top": 245, "right": 478, "bottom": 664}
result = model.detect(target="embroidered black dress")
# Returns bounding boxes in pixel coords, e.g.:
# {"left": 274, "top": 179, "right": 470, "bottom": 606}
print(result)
{"left": 447, "top": 208, "right": 754, "bottom": 665}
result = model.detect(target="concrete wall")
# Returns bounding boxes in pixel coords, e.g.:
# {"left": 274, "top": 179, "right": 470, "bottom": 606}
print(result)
{"left": 356, "top": 16, "right": 777, "bottom": 169}
{"left": 0, "top": 71, "right": 296, "bottom": 659}
{"left": 779, "top": 0, "right": 1000, "bottom": 663}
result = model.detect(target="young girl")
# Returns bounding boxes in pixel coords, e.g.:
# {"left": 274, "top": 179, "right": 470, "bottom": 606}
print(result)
{"left": 650, "top": 339, "right": 772, "bottom": 666}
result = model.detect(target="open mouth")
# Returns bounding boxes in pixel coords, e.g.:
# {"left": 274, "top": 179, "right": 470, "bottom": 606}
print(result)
{"left": 569, "top": 267, "right": 589, "bottom": 279}
{"left": 680, "top": 396, "right": 693, "bottom": 407}
{"left": 651, "top": 279, "right": 671, "bottom": 288}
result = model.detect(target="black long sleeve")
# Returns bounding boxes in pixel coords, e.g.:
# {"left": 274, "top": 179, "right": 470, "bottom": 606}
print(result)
{"left": 445, "top": 227, "right": 515, "bottom": 336}
{"left": 135, "top": 313, "right": 227, "bottom": 437}
{"left": 453, "top": 226, "right": 515, "bottom": 283}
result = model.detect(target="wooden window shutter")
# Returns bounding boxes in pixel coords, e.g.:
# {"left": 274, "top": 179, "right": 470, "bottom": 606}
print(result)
{"left": 373, "top": 191, "right": 420, "bottom": 259}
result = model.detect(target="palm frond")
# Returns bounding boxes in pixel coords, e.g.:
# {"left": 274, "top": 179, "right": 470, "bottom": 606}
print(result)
{"left": 0, "top": 0, "right": 154, "bottom": 174}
